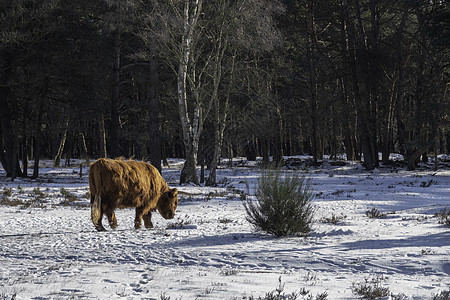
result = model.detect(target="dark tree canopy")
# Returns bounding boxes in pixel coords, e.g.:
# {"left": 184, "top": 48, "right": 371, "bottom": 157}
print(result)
{"left": 0, "top": 0, "right": 449, "bottom": 179}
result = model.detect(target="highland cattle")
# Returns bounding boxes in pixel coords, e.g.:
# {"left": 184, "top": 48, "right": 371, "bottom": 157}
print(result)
{"left": 89, "top": 158, "right": 178, "bottom": 231}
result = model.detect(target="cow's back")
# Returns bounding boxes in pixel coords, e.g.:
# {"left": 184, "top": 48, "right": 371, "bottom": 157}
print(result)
{"left": 89, "top": 158, "right": 168, "bottom": 209}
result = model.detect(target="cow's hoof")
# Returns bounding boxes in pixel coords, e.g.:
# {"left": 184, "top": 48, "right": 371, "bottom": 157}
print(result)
{"left": 144, "top": 223, "right": 154, "bottom": 229}
{"left": 95, "top": 226, "right": 106, "bottom": 232}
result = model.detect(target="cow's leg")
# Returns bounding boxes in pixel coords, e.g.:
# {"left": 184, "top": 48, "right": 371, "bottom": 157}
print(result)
{"left": 135, "top": 207, "right": 144, "bottom": 229}
{"left": 92, "top": 203, "right": 106, "bottom": 232}
{"left": 105, "top": 208, "right": 117, "bottom": 230}
{"left": 142, "top": 212, "right": 153, "bottom": 229}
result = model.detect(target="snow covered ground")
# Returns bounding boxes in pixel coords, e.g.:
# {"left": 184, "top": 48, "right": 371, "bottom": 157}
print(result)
{"left": 0, "top": 156, "right": 449, "bottom": 299}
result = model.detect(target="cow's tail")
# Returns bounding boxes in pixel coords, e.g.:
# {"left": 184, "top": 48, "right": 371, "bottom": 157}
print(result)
{"left": 91, "top": 194, "right": 102, "bottom": 229}
{"left": 89, "top": 160, "right": 106, "bottom": 231}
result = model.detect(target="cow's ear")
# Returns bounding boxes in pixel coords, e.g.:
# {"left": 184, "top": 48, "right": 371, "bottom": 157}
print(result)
{"left": 170, "top": 188, "right": 178, "bottom": 197}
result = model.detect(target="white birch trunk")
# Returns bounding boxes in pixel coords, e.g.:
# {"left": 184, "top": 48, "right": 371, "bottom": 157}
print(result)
{"left": 178, "top": 0, "right": 203, "bottom": 184}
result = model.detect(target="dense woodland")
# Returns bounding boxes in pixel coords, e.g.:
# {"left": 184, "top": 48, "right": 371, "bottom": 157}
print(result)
{"left": 0, "top": 0, "right": 449, "bottom": 184}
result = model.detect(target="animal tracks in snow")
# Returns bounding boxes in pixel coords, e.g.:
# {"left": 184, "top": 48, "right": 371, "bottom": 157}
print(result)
{"left": 0, "top": 158, "right": 450, "bottom": 299}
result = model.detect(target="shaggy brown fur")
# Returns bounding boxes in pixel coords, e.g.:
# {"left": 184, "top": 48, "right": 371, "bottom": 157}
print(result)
{"left": 89, "top": 158, "right": 178, "bottom": 231}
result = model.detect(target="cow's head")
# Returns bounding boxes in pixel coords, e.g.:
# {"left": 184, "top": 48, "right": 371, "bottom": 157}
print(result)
{"left": 157, "top": 188, "right": 178, "bottom": 219}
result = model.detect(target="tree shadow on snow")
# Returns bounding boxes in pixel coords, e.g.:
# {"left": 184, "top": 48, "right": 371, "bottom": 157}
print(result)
{"left": 339, "top": 230, "right": 450, "bottom": 250}
{"left": 169, "top": 232, "right": 268, "bottom": 248}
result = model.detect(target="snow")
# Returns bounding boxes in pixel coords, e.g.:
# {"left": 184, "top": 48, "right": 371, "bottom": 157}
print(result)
{"left": 0, "top": 156, "right": 449, "bottom": 299}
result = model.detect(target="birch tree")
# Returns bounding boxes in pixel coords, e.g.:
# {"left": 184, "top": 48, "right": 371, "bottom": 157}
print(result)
{"left": 150, "top": 0, "right": 283, "bottom": 184}
{"left": 146, "top": 0, "right": 208, "bottom": 184}
{"left": 177, "top": 0, "right": 204, "bottom": 184}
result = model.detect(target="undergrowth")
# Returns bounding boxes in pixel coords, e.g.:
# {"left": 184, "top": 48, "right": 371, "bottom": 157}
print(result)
{"left": 433, "top": 289, "right": 450, "bottom": 300}
{"left": 321, "top": 213, "right": 347, "bottom": 224}
{"left": 365, "top": 207, "right": 386, "bottom": 219}
{"left": 0, "top": 291, "right": 17, "bottom": 300}
{"left": 434, "top": 208, "right": 450, "bottom": 226}
{"left": 248, "top": 276, "right": 328, "bottom": 300}
{"left": 351, "top": 275, "right": 406, "bottom": 300}
{"left": 1, "top": 188, "right": 21, "bottom": 206}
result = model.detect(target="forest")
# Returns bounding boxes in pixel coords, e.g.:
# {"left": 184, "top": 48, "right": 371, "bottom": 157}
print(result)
{"left": 0, "top": 0, "right": 449, "bottom": 185}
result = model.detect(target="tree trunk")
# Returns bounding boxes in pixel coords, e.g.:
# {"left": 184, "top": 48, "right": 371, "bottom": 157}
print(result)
{"left": 261, "top": 139, "right": 269, "bottom": 165}
{"left": 227, "top": 138, "right": 233, "bottom": 167}
{"left": 381, "top": 12, "right": 408, "bottom": 164}
{"left": 407, "top": 142, "right": 432, "bottom": 170}
{"left": 110, "top": 29, "right": 121, "bottom": 158}
{"left": 342, "top": 0, "right": 363, "bottom": 163}
{"left": 206, "top": 37, "right": 232, "bottom": 186}
{"left": 200, "top": 156, "right": 205, "bottom": 184}
{"left": 246, "top": 138, "right": 257, "bottom": 161}
{"left": 0, "top": 125, "right": 5, "bottom": 169}
{"left": 355, "top": 0, "right": 379, "bottom": 170}
{"left": 53, "top": 116, "right": 69, "bottom": 167}
{"left": 338, "top": 77, "right": 356, "bottom": 161}
{"left": 206, "top": 117, "right": 226, "bottom": 186}
{"left": 99, "top": 115, "right": 107, "bottom": 158}
{"left": 32, "top": 136, "right": 40, "bottom": 179}
{"left": 330, "top": 100, "right": 338, "bottom": 160}
{"left": 394, "top": 13, "right": 409, "bottom": 157}
{"left": 161, "top": 137, "right": 169, "bottom": 167}
{"left": 206, "top": 127, "right": 220, "bottom": 186}
{"left": 434, "top": 141, "right": 438, "bottom": 171}
{"left": 148, "top": 60, "right": 162, "bottom": 173}
{"left": 381, "top": 74, "right": 397, "bottom": 164}
{"left": 80, "top": 132, "right": 90, "bottom": 165}
{"left": 342, "top": 0, "right": 379, "bottom": 170}
{"left": 32, "top": 103, "right": 45, "bottom": 178}
{"left": 272, "top": 106, "right": 284, "bottom": 165}
{"left": 180, "top": 144, "right": 198, "bottom": 184}
{"left": 0, "top": 50, "right": 21, "bottom": 178}
{"left": 21, "top": 101, "right": 29, "bottom": 177}
{"left": 0, "top": 109, "right": 19, "bottom": 178}
{"left": 64, "top": 132, "right": 74, "bottom": 167}
{"left": 307, "top": 4, "right": 320, "bottom": 165}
